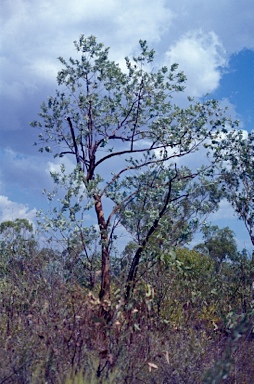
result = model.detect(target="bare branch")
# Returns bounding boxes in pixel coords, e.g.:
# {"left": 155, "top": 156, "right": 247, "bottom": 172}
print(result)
{"left": 66, "top": 117, "right": 81, "bottom": 166}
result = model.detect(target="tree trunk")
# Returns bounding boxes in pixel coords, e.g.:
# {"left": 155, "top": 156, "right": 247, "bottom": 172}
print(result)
{"left": 99, "top": 245, "right": 111, "bottom": 301}
{"left": 94, "top": 195, "right": 111, "bottom": 302}
{"left": 125, "top": 246, "right": 143, "bottom": 300}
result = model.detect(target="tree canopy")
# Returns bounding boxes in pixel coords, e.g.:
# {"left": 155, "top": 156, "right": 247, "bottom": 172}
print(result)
{"left": 32, "top": 35, "right": 238, "bottom": 302}
{"left": 194, "top": 225, "right": 238, "bottom": 271}
{"left": 212, "top": 130, "right": 254, "bottom": 247}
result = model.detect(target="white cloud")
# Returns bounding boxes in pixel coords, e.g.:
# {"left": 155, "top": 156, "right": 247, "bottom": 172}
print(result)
{"left": 28, "top": 60, "right": 62, "bottom": 83}
{"left": 1, "top": 0, "right": 253, "bottom": 98}
{"left": 165, "top": 30, "right": 227, "bottom": 97}
{"left": 114, "top": 0, "right": 174, "bottom": 41}
{"left": 0, "top": 195, "right": 37, "bottom": 223}
{"left": 46, "top": 156, "right": 76, "bottom": 176}
{"left": 167, "top": 1, "right": 254, "bottom": 53}
{"left": 0, "top": 0, "right": 172, "bottom": 86}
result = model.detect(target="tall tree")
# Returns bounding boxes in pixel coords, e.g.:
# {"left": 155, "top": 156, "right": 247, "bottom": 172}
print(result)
{"left": 32, "top": 35, "right": 235, "bottom": 302}
{"left": 194, "top": 225, "right": 238, "bottom": 271}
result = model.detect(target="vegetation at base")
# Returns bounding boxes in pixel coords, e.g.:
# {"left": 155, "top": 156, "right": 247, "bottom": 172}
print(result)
{"left": 1, "top": 36, "right": 254, "bottom": 382}
{"left": 0, "top": 221, "right": 253, "bottom": 383}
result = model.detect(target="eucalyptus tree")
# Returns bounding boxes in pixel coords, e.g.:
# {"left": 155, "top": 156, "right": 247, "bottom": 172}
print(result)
{"left": 0, "top": 219, "right": 36, "bottom": 258}
{"left": 194, "top": 225, "right": 238, "bottom": 271}
{"left": 0, "top": 219, "right": 37, "bottom": 277}
{"left": 32, "top": 35, "right": 234, "bottom": 302}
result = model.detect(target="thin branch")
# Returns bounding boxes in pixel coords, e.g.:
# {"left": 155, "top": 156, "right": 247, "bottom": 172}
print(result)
{"left": 131, "top": 78, "right": 144, "bottom": 150}
{"left": 106, "top": 191, "right": 137, "bottom": 228}
{"left": 66, "top": 117, "right": 81, "bottom": 166}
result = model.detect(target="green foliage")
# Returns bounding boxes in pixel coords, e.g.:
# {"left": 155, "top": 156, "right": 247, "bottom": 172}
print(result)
{"left": 61, "top": 226, "right": 101, "bottom": 289}
{"left": 0, "top": 218, "right": 37, "bottom": 278}
{"left": 211, "top": 130, "right": 254, "bottom": 246}
{"left": 32, "top": 35, "right": 237, "bottom": 300}
{"left": 203, "top": 312, "right": 254, "bottom": 383}
{"left": 194, "top": 225, "right": 238, "bottom": 270}
{"left": 64, "top": 366, "right": 121, "bottom": 384}
{"left": 117, "top": 167, "right": 222, "bottom": 248}
{"left": 148, "top": 248, "right": 221, "bottom": 329}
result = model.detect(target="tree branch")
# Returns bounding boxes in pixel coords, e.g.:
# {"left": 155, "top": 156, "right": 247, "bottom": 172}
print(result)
{"left": 125, "top": 164, "right": 179, "bottom": 299}
{"left": 66, "top": 117, "right": 81, "bottom": 166}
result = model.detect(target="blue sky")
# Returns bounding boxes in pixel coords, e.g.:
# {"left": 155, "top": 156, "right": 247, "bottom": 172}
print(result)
{"left": 212, "top": 50, "right": 254, "bottom": 129}
{"left": 0, "top": 0, "right": 253, "bottom": 252}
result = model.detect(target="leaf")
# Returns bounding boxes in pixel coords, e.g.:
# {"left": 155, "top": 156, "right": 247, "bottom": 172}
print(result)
{"left": 92, "top": 316, "right": 106, "bottom": 324}
{"left": 134, "top": 323, "right": 141, "bottom": 331}
{"left": 148, "top": 362, "right": 158, "bottom": 372}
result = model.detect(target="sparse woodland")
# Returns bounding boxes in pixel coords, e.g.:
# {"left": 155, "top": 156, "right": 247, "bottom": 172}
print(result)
{"left": 0, "top": 36, "right": 254, "bottom": 383}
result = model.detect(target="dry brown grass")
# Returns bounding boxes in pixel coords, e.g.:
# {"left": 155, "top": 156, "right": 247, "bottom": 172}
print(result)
{"left": 0, "top": 251, "right": 253, "bottom": 383}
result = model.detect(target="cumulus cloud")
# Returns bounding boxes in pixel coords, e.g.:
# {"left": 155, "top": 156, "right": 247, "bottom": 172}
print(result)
{"left": 0, "top": 0, "right": 172, "bottom": 86}
{"left": 0, "top": 195, "right": 37, "bottom": 223}
{"left": 167, "top": 0, "right": 254, "bottom": 53}
{"left": 114, "top": 0, "right": 173, "bottom": 42}
{"left": 1, "top": 0, "right": 252, "bottom": 106}
{"left": 165, "top": 30, "right": 227, "bottom": 97}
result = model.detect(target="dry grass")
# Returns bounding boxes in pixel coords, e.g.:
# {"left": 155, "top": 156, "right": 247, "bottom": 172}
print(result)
{"left": 0, "top": 251, "right": 253, "bottom": 383}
